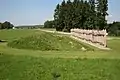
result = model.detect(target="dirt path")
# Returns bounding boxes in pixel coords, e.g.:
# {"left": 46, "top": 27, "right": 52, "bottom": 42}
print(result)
{"left": 107, "top": 37, "right": 120, "bottom": 40}
{"left": 37, "top": 29, "right": 71, "bottom": 35}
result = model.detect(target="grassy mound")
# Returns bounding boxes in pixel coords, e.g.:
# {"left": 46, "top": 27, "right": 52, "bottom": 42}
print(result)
{"left": 7, "top": 32, "right": 93, "bottom": 51}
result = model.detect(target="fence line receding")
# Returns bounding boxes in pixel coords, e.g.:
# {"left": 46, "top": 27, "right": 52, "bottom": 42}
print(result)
{"left": 71, "top": 29, "right": 107, "bottom": 47}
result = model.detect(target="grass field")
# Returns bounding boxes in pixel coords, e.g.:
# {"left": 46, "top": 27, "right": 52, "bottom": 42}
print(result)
{"left": 0, "top": 29, "right": 120, "bottom": 80}
{"left": 7, "top": 30, "right": 93, "bottom": 51}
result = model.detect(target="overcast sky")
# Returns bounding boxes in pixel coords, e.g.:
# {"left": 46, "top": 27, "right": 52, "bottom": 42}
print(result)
{"left": 0, "top": 0, "right": 120, "bottom": 26}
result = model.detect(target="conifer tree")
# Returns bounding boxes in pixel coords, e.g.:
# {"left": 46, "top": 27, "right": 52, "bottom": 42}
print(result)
{"left": 53, "top": 0, "right": 108, "bottom": 31}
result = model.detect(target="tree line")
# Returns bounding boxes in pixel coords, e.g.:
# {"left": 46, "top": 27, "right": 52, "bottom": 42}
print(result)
{"left": 107, "top": 22, "right": 120, "bottom": 36}
{"left": 0, "top": 21, "right": 14, "bottom": 29}
{"left": 44, "top": 20, "right": 55, "bottom": 28}
{"left": 44, "top": 0, "right": 108, "bottom": 32}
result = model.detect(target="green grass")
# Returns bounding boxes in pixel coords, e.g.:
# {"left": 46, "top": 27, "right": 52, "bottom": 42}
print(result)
{"left": 0, "top": 29, "right": 37, "bottom": 41}
{"left": 0, "top": 29, "right": 120, "bottom": 59}
{"left": 7, "top": 31, "right": 93, "bottom": 51}
{"left": 0, "top": 29, "right": 120, "bottom": 80}
{"left": 107, "top": 39, "right": 120, "bottom": 52}
{"left": 39, "top": 28, "right": 56, "bottom": 31}
{"left": 0, "top": 54, "right": 120, "bottom": 80}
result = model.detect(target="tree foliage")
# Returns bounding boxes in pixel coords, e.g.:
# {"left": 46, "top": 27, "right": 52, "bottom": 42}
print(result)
{"left": 0, "top": 23, "right": 2, "bottom": 29}
{"left": 0, "top": 21, "right": 14, "bottom": 29}
{"left": 53, "top": 0, "right": 108, "bottom": 32}
{"left": 107, "top": 22, "right": 120, "bottom": 36}
{"left": 44, "top": 20, "right": 54, "bottom": 28}
{"left": 96, "top": 0, "right": 108, "bottom": 29}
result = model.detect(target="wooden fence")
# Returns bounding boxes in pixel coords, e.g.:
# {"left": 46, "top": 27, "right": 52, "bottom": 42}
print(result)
{"left": 71, "top": 29, "right": 107, "bottom": 47}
